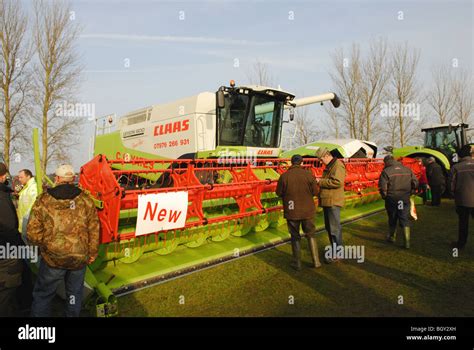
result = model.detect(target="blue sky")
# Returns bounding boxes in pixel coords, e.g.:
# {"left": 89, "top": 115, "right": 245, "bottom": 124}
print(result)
{"left": 14, "top": 0, "right": 473, "bottom": 173}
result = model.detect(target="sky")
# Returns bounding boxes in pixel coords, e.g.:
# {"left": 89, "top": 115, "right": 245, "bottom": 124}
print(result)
{"left": 10, "top": 0, "right": 474, "bottom": 173}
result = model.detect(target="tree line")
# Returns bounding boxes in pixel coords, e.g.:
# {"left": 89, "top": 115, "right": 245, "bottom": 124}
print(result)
{"left": 0, "top": 0, "right": 81, "bottom": 171}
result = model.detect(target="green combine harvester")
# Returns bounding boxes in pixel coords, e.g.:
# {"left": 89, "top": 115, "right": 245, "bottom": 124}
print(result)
{"left": 32, "top": 82, "right": 423, "bottom": 316}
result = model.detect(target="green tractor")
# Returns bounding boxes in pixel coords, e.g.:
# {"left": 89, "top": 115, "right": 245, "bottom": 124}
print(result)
{"left": 393, "top": 122, "right": 474, "bottom": 173}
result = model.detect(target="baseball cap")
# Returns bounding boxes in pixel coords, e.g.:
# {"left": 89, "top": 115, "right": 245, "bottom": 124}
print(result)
{"left": 55, "top": 164, "right": 75, "bottom": 180}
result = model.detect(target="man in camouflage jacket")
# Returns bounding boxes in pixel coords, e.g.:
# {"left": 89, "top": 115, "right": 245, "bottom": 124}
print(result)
{"left": 27, "top": 164, "right": 100, "bottom": 317}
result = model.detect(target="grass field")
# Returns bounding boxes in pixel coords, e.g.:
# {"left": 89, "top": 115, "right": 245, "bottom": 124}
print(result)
{"left": 115, "top": 199, "right": 474, "bottom": 317}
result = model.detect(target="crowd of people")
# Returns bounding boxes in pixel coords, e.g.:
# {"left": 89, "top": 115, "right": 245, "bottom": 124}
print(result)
{"left": 276, "top": 145, "right": 474, "bottom": 270}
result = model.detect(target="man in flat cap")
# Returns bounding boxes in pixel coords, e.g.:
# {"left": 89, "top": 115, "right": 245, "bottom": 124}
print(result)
{"left": 276, "top": 154, "right": 321, "bottom": 270}
{"left": 314, "top": 147, "right": 346, "bottom": 263}
{"left": 28, "top": 164, "right": 100, "bottom": 317}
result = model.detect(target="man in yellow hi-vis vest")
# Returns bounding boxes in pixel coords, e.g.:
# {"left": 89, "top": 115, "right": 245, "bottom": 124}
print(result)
{"left": 17, "top": 169, "right": 38, "bottom": 234}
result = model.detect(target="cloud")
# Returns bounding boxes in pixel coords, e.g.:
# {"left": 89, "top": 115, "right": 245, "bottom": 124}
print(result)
{"left": 80, "top": 33, "right": 278, "bottom": 46}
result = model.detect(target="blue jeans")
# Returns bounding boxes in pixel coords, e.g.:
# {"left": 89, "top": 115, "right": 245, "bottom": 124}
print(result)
{"left": 323, "top": 206, "right": 343, "bottom": 247}
{"left": 31, "top": 260, "right": 86, "bottom": 317}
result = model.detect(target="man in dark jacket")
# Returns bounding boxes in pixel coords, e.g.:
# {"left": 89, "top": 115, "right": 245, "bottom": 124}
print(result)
{"left": 450, "top": 145, "right": 474, "bottom": 249}
{"left": 276, "top": 155, "right": 321, "bottom": 270}
{"left": 379, "top": 155, "right": 419, "bottom": 248}
{"left": 315, "top": 147, "right": 346, "bottom": 263}
{"left": 0, "top": 163, "right": 24, "bottom": 316}
{"left": 425, "top": 157, "right": 445, "bottom": 206}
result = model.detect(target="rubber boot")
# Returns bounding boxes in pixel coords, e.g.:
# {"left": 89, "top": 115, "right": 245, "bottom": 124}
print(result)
{"left": 307, "top": 236, "right": 322, "bottom": 268}
{"left": 403, "top": 227, "right": 410, "bottom": 249}
{"left": 290, "top": 239, "right": 302, "bottom": 271}
{"left": 386, "top": 227, "right": 396, "bottom": 243}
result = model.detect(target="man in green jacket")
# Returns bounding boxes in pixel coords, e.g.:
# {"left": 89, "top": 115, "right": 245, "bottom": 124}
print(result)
{"left": 276, "top": 155, "right": 321, "bottom": 270}
{"left": 315, "top": 148, "right": 346, "bottom": 263}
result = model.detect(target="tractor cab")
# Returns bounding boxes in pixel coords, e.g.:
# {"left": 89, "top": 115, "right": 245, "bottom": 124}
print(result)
{"left": 216, "top": 82, "right": 295, "bottom": 149}
{"left": 422, "top": 123, "right": 473, "bottom": 163}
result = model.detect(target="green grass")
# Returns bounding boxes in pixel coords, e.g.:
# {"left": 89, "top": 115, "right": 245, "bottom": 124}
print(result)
{"left": 116, "top": 199, "right": 473, "bottom": 317}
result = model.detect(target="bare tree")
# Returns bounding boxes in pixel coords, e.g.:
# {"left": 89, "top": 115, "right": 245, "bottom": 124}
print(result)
{"left": 246, "top": 59, "right": 274, "bottom": 86}
{"left": 382, "top": 112, "right": 399, "bottom": 148}
{"left": 324, "top": 103, "right": 342, "bottom": 139}
{"left": 282, "top": 105, "right": 324, "bottom": 149}
{"left": 0, "top": 0, "right": 32, "bottom": 168}
{"left": 426, "top": 65, "right": 456, "bottom": 124}
{"left": 360, "top": 38, "right": 391, "bottom": 141}
{"left": 329, "top": 39, "right": 391, "bottom": 142}
{"left": 294, "top": 106, "right": 322, "bottom": 146}
{"left": 452, "top": 68, "right": 473, "bottom": 124}
{"left": 329, "top": 44, "right": 363, "bottom": 139}
{"left": 388, "top": 42, "right": 421, "bottom": 147}
{"left": 32, "top": 0, "right": 82, "bottom": 172}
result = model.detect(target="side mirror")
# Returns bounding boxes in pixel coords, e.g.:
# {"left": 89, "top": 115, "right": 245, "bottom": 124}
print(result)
{"left": 217, "top": 90, "right": 225, "bottom": 109}
{"left": 448, "top": 124, "right": 453, "bottom": 134}
{"left": 289, "top": 108, "right": 295, "bottom": 121}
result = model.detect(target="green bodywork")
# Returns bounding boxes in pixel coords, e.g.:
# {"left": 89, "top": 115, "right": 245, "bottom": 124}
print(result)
{"left": 392, "top": 146, "right": 451, "bottom": 171}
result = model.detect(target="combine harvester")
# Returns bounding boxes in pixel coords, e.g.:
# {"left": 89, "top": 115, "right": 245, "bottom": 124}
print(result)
{"left": 36, "top": 82, "right": 424, "bottom": 316}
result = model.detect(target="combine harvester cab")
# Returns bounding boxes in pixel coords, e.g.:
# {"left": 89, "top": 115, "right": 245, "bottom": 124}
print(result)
{"left": 71, "top": 82, "right": 423, "bottom": 316}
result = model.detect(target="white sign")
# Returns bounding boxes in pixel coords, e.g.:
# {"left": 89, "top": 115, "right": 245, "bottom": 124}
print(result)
{"left": 135, "top": 191, "right": 188, "bottom": 236}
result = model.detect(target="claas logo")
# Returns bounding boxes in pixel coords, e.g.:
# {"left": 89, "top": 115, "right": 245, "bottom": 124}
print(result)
{"left": 257, "top": 149, "right": 273, "bottom": 155}
{"left": 154, "top": 119, "right": 190, "bottom": 136}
